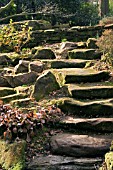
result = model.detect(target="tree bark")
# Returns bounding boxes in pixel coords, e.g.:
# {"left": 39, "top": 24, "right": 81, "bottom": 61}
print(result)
{"left": 0, "top": 0, "right": 14, "bottom": 14}
{"left": 99, "top": 0, "right": 109, "bottom": 17}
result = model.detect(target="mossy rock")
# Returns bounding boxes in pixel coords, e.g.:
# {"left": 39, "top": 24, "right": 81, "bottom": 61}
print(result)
{"left": 32, "top": 47, "right": 56, "bottom": 59}
{"left": 33, "top": 70, "right": 60, "bottom": 101}
{"left": 68, "top": 49, "right": 100, "bottom": 60}
{"left": 54, "top": 97, "right": 113, "bottom": 118}
{"left": 0, "top": 140, "right": 26, "bottom": 170}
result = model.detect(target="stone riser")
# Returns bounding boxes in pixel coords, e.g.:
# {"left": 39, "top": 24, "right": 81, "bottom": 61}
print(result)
{"left": 68, "top": 49, "right": 101, "bottom": 60}
{"left": 65, "top": 72, "right": 110, "bottom": 83}
{"left": 60, "top": 117, "right": 113, "bottom": 133}
{"left": 27, "top": 155, "right": 102, "bottom": 170}
{"left": 42, "top": 59, "right": 88, "bottom": 69}
{"left": 70, "top": 88, "right": 113, "bottom": 99}
{"left": 58, "top": 98, "right": 113, "bottom": 118}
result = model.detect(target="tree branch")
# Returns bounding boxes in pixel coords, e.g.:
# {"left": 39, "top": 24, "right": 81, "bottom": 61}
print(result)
{"left": 0, "top": 0, "right": 14, "bottom": 14}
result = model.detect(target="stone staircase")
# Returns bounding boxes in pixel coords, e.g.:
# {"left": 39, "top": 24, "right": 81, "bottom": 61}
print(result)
{"left": 0, "top": 35, "right": 113, "bottom": 169}
{"left": 33, "top": 44, "right": 113, "bottom": 169}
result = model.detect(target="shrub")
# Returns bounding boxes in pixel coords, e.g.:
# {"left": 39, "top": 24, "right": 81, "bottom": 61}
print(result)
{"left": 96, "top": 29, "right": 113, "bottom": 65}
{"left": 0, "top": 19, "right": 32, "bottom": 53}
{"left": 0, "top": 102, "right": 63, "bottom": 142}
{"left": 99, "top": 17, "right": 113, "bottom": 25}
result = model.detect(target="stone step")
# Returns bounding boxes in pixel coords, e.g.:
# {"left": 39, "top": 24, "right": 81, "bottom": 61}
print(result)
{"left": 41, "top": 59, "right": 91, "bottom": 69}
{"left": 27, "top": 155, "right": 102, "bottom": 170}
{"left": 60, "top": 116, "right": 113, "bottom": 132}
{"left": 67, "top": 82, "right": 113, "bottom": 99}
{"left": 50, "top": 133, "right": 112, "bottom": 157}
{"left": 0, "top": 93, "right": 27, "bottom": 103}
{"left": 52, "top": 68, "right": 110, "bottom": 84}
{"left": 0, "top": 87, "right": 16, "bottom": 97}
{"left": 55, "top": 97, "right": 113, "bottom": 118}
{"left": 68, "top": 49, "right": 101, "bottom": 60}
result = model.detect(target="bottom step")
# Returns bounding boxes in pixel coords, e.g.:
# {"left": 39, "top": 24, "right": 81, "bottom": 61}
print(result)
{"left": 50, "top": 133, "right": 112, "bottom": 157}
{"left": 27, "top": 155, "right": 102, "bottom": 170}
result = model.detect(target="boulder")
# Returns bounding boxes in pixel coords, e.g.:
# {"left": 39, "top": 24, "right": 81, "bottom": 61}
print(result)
{"left": 29, "top": 61, "right": 44, "bottom": 73}
{"left": 32, "top": 47, "right": 56, "bottom": 59}
{"left": 14, "top": 60, "right": 29, "bottom": 74}
{"left": 50, "top": 133, "right": 112, "bottom": 157}
{"left": 0, "top": 140, "right": 26, "bottom": 170}
{"left": 5, "top": 72, "right": 38, "bottom": 88}
{"left": 33, "top": 71, "right": 60, "bottom": 101}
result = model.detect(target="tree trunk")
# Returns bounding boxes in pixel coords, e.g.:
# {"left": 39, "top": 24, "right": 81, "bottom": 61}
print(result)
{"left": 99, "top": 0, "right": 109, "bottom": 17}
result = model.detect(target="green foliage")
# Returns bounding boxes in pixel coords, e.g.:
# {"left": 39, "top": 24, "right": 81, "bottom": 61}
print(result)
{"left": 52, "top": 0, "right": 82, "bottom": 14}
{"left": 96, "top": 29, "right": 113, "bottom": 65}
{"left": 0, "top": 19, "right": 32, "bottom": 53}
{"left": 61, "top": 38, "right": 67, "bottom": 42}
{"left": 0, "top": 1, "right": 99, "bottom": 26}
{"left": 69, "top": 2, "right": 99, "bottom": 26}
{"left": 109, "top": 0, "right": 113, "bottom": 15}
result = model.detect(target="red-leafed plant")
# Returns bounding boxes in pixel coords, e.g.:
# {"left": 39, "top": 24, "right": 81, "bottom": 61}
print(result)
{"left": 0, "top": 102, "right": 63, "bottom": 142}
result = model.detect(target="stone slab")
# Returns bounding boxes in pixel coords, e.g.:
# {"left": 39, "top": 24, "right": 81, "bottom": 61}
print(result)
{"left": 50, "top": 133, "right": 112, "bottom": 157}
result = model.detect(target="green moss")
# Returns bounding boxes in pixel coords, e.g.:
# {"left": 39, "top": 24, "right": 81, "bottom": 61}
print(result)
{"left": 105, "top": 152, "right": 113, "bottom": 170}
{"left": 110, "top": 141, "right": 113, "bottom": 151}
{"left": 51, "top": 70, "right": 65, "bottom": 87}
{"left": 0, "top": 140, "right": 26, "bottom": 170}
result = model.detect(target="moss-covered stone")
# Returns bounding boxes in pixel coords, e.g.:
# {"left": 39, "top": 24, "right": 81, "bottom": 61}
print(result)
{"left": 51, "top": 68, "right": 110, "bottom": 84}
{"left": 32, "top": 47, "right": 56, "bottom": 59}
{"left": 68, "top": 49, "right": 100, "bottom": 60}
{"left": 67, "top": 83, "right": 113, "bottom": 99}
{"left": 33, "top": 70, "right": 60, "bottom": 101}
{"left": 54, "top": 97, "right": 113, "bottom": 118}
{"left": 0, "top": 140, "right": 26, "bottom": 170}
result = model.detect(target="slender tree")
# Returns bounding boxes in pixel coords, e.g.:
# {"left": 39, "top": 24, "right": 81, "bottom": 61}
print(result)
{"left": 99, "top": 0, "right": 109, "bottom": 17}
